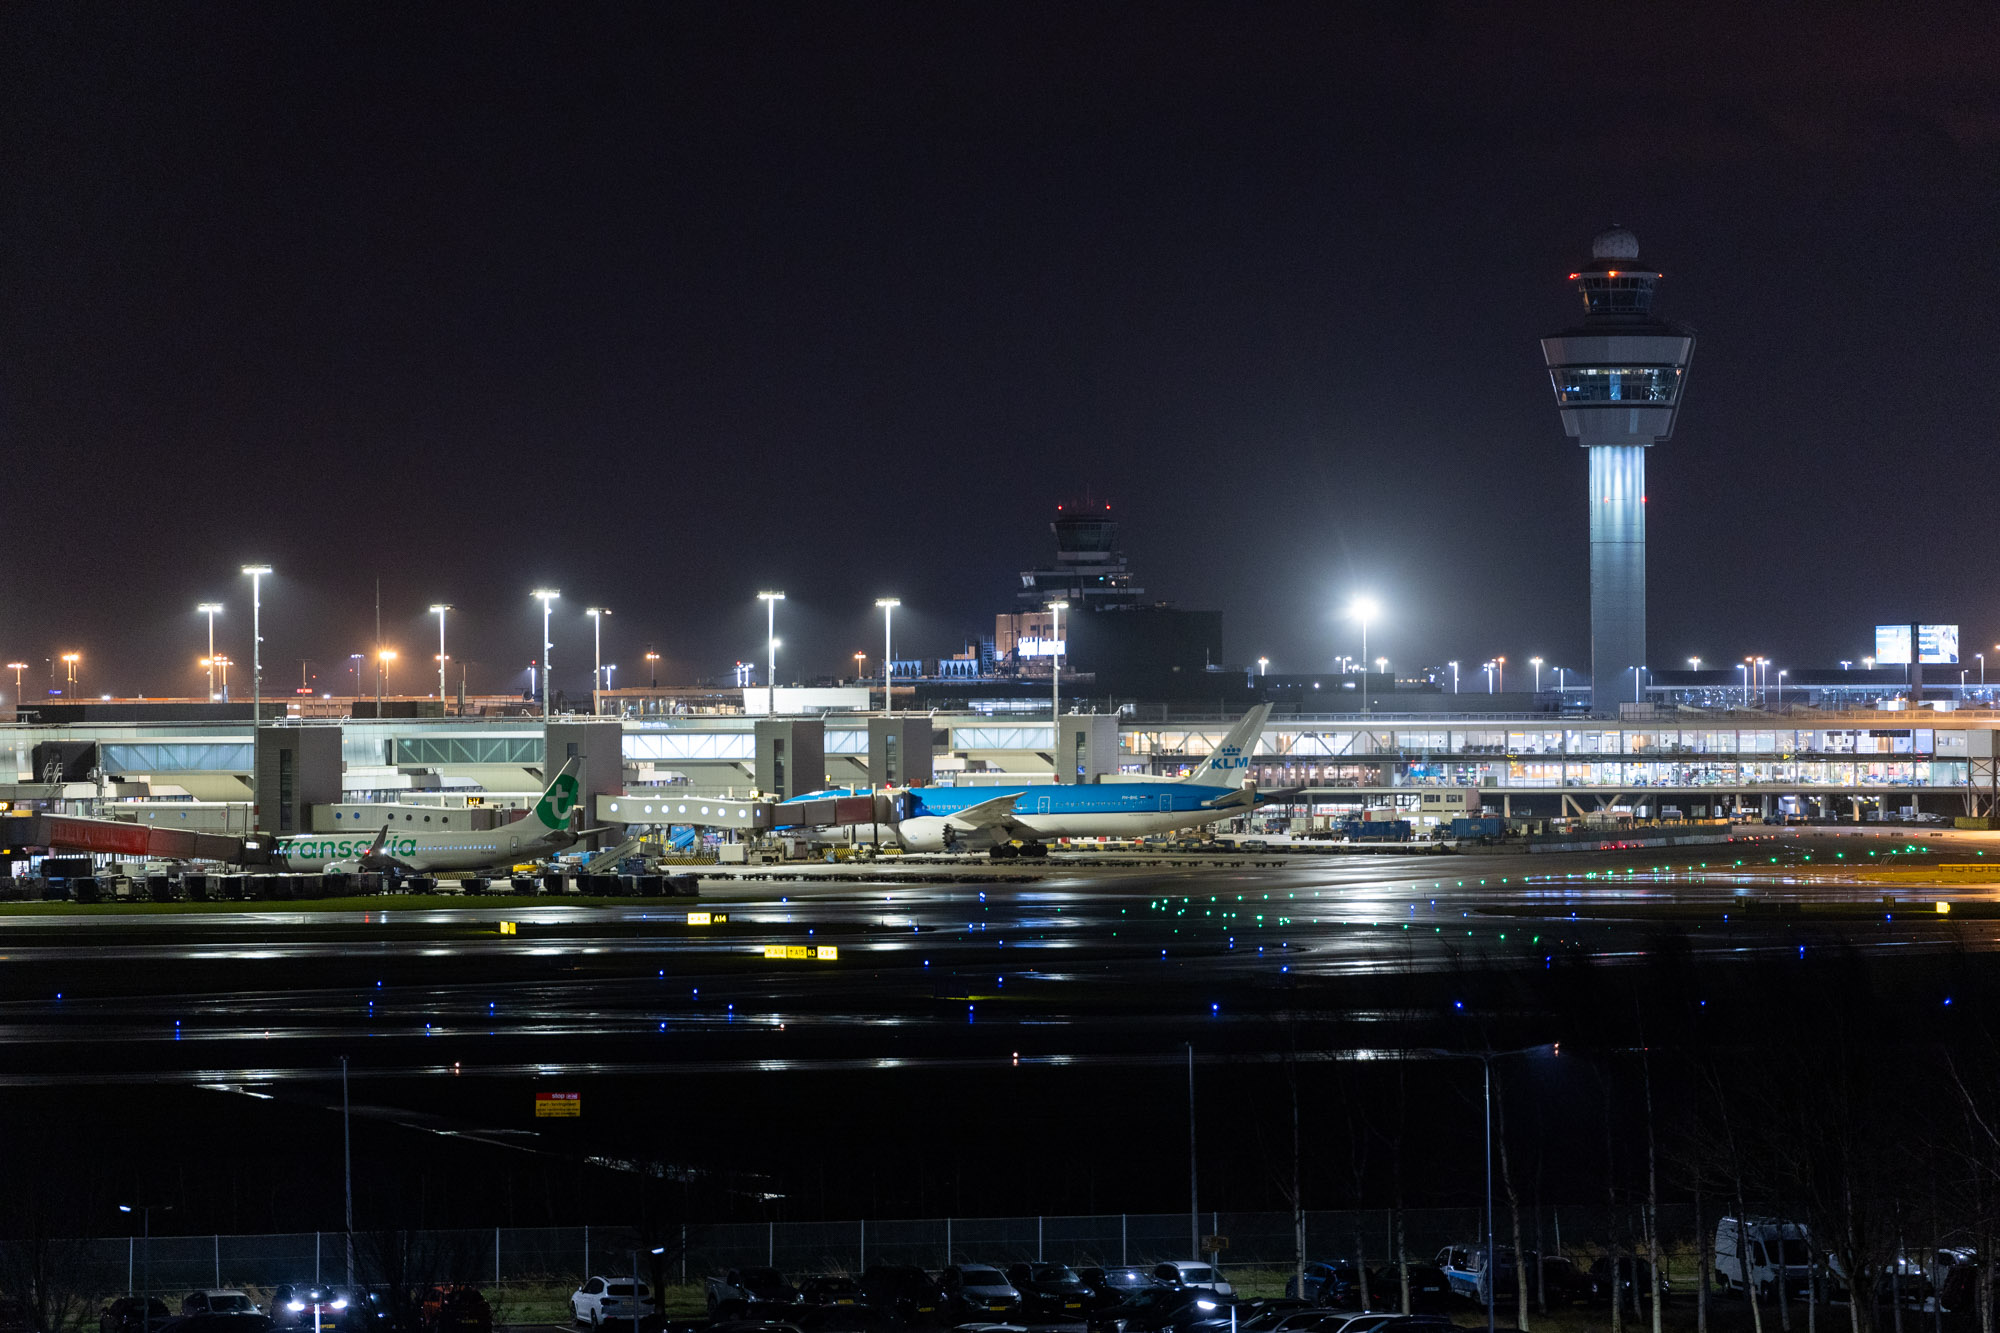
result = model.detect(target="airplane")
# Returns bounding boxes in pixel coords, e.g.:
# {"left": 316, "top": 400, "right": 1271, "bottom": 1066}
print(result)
{"left": 270, "top": 758, "right": 590, "bottom": 875}
{"left": 778, "top": 704, "right": 1274, "bottom": 858}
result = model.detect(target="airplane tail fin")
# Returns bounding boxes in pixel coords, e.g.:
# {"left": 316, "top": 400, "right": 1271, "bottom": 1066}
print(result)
{"left": 526, "top": 757, "right": 583, "bottom": 833}
{"left": 1183, "top": 704, "right": 1271, "bottom": 786}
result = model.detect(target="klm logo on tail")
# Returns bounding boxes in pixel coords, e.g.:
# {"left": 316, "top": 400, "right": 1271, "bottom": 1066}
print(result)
{"left": 1184, "top": 704, "right": 1271, "bottom": 786}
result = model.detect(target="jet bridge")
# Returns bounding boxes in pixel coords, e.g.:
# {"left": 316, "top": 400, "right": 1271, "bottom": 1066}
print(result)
{"left": 597, "top": 793, "right": 777, "bottom": 830}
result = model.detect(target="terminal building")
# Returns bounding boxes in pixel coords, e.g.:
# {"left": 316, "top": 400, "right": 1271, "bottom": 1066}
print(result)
{"left": 2, "top": 698, "right": 1997, "bottom": 864}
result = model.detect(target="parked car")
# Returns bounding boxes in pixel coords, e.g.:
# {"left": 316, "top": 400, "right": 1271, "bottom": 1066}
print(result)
{"left": 1005, "top": 1263, "right": 1095, "bottom": 1320}
{"left": 1086, "top": 1288, "right": 1235, "bottom": 1333}
{"left": 268, "top": 1288, "right": 352, "bottom": 1333}
{"left": 1585, "top": 1256, "right": 1668, "bottom": 1303}
{"left": 418, "top": 1288, "right": 491, "bottom": 1333}
{"left": 167, "top": 1317, "right": 274, "bottom": 1333}
{"left": 1715, "top": 1217, "right": 1813, "bottom": 1300}
{"left": 856, "top": 1267, "right": 942, "bottom": 1325}
{"left": 1228, "top": 1300, "right": 1313, "bottom": 1332}
{"left": 797, "top": 1278, "right": 862, "bottom": 1308}
{"left": 570, "top": 1278, "right": 654, "bottom": 1329}
{"left": 103, "top": 1299, "right": 173, "bottom": 1333}
{"left": 938, "top": 1267, "right": 1021, "bottom": 1320}
{"left": 1367, "top": 1265, "right": 1452, "bottom": 1314}
{"left": 182, "top": 1294, "right": 259, "bottom": 1319}
{"left": 1151, "top": 1263, "right": 1234, "bottom": 1299}
{"left": 709, "top": 1271, "right": 803, "bottom": 1313}
{"left": 706, "top": 1305, "right": 810, "bottom": 1333}
{"left": 790, "top": 1306, "right": 897, "bottom": 1333}
{"left": 1432, "top": 1247, "right": 1522, "bottom": 1303}
{"left": 1286, "top": 1262, "right": 1362, "bottom": 1309}
{"left": 1079, "top": 1270, "right": 1168, "bottom": 1311}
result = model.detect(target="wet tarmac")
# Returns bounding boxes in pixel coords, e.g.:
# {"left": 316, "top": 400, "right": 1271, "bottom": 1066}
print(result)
{"left": 0, "top": 834, "right": 1992, "bottom": 1089}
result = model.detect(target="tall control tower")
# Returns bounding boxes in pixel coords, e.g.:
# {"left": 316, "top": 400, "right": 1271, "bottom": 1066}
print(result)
{"left": 1540, "top": 228, "right": 1695, "bottom": 711}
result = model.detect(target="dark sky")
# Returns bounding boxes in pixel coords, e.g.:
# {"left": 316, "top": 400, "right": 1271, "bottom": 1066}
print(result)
{"left": 5, "top": 3, "right": 1998, "bottom": 700}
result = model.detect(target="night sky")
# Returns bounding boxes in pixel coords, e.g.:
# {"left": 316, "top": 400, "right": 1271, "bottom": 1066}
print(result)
{"left": 6, "top": 4, "right": 1998, "bottom": 701}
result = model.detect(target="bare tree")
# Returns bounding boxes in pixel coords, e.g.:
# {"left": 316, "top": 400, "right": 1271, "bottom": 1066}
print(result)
{"left": 0, "top": 1222, "right": 91, "bottom": 1333}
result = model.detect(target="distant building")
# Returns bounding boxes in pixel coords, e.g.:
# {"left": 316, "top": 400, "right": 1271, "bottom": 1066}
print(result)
{"left": 1015, "top": 503, "right": 1143, "bottom": 610}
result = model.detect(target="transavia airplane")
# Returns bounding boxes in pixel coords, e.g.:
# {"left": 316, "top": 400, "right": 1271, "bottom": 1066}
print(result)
{"left": 270, "top": 759, "right": 590, "bottom": 874}
{"left": 778, "top": 704, "right": 1275, "bottom": 857}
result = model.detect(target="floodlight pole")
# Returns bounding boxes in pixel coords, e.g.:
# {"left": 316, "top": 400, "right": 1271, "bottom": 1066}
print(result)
{"left": 759, "top": 592, "right": 785, "bottom": 716}
{"left": 876, "top": 599, "right": 900, "bottom": 715}
{"left": 431, "top": 606, "right": 452, "bottom": 709}
{"left": 241, "top": 565, "right": 271, "bottom": 830}
{"left": 533, "top": 590, "right": 561, "bottom": 721}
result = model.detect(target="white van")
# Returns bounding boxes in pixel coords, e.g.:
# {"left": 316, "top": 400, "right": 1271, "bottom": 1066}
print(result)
{"left": 1715, "top": 1217, "right": 1814, "bottom": 1299}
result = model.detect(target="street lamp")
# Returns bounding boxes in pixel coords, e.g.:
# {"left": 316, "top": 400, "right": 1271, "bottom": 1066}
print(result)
{"left": 1047, "top": 600, "right": 1069, "bottom": 738}
{"left": 532, "top": 590, "right": 561, "bottom": 721}
{"left": 1777, "top": 668, "right": 1789, "bottom": 708}
{"left": 377, "top": 649, "right": 396, "bottom": 701}
{"left": 1482, "top": 662, "right": 1495, "bottom": 694}
{"left": 757, "top": 592, "right": 785, "bottom": 716}
{"left": 1980, "top": 652, "right": 1987, "bottom": 687}
{"left": 1347, "top": 596, "right": 1380, "bottom": 672}
{"left": 118, "top": 1202, "right": 172, "bottom": 1333}
{"left": 197, "top": 604, "right": 224, "bottom": 700}
{"left": 1257, "top": 656, "right": 1268, "bottom": 676}
{"left": 60, "top": 652, "right": 80, "bottom": 692}
{"left": 1738, "top": 661, "right": 1751, "bottom": 706}
{"left": 1374, "top": 656, "right": 1387, "bottom": 676}
{"left": 587, "top": 607, "right": 611, "bottom": 711}
{"left": 6, "top": 662, "right": 24, "bottom": 703}
{"left": 1494, "top": 656, "right": 1505, "bottom": 693}
{"left": 1449, "top": 660, "right": 1459, "bottom": 694}
{"left": 854, "top": 650, "right": 866, "bottom": 681}
{"left": 1530, "top": 656, "right": 1544, "bottom": 692}
{"left": 646, "top": 651, "right": 660, "bottom": 689}
{"left": 630, "top": 1246, "right": 666, "bottom": 1333}
{"left": 1418, "top": 1047, "right": 1556, "bottom": 1333}
{"left": 875, "top": 598, "right": 900, "bottom": 714}
{"left": 430, "top": 605, "right": 452, "bottom": 708}
{"left": 1688, "top": 657, "right": 1702, "bottom": 671}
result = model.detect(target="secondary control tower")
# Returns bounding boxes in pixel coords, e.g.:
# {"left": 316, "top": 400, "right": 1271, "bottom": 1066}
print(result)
{"left": 1540, "top": 227, "right": 1695, "bottom": 712}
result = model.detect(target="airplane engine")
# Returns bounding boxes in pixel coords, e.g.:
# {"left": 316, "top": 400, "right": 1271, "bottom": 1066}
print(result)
{"left": 900, "top": 808, "right": 992, "bottom": 852}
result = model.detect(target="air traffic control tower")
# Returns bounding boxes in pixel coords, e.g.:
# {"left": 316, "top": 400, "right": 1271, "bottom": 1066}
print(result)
{"left": 1540, "top": 228, "right": 1695, "bottom": 712}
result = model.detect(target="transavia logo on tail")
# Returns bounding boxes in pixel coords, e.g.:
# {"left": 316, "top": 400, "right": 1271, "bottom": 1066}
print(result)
{"left": 536, "top": 773, "right": 580, "bottom": 828}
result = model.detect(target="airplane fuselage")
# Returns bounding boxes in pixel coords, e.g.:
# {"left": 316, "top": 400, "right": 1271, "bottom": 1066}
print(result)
{"left": 844, "top": 781, "right": 1246, "bottom": 850}
{"left": 272, "top": 820, "right": 572, "bottom": 873}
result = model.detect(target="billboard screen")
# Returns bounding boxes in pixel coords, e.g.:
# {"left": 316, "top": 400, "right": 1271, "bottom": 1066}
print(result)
{"left": 1874, "top": 624, "right": 1959, "bottom": 665}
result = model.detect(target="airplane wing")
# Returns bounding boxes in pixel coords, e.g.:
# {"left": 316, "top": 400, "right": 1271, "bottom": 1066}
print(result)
{"left": 357, "top": 825, "right": 417, "bottom": 873}
{"left": 1250, "top": 786, "right": 1305, "bottom": 805}
{"left": 1202, "top": 788, "right": 1258, "bottom": 810}
{"left": 943, "top": 792, "right": 1023, "bottom": 833}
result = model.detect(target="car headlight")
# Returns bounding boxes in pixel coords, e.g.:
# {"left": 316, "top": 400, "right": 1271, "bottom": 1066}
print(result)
{"left": 289, "top": 1304, "right": 306, "bottom": 1313}
{"left": 332, "top": 1301, "right": 348, "bottom": 1311}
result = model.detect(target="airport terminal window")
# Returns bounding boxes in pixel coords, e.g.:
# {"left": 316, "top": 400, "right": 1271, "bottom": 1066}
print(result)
{"left": 1549, "top": 365, "right": 1680, "bottom": 405}
{"left": 391, "top": 736, "right": 541, "bottom": 765}
{"left": 100, "top": 742, "right": 254, "bottom": 772}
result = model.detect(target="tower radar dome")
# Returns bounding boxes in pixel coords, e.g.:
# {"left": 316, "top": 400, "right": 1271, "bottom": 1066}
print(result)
{"left": 1591, "top": 227, "right": 1640, "bottom": 260}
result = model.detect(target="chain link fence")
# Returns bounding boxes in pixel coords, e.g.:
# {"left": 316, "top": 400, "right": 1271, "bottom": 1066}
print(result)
{"left": 5, "top": 1203, "right": 1694, "bottom": 1302}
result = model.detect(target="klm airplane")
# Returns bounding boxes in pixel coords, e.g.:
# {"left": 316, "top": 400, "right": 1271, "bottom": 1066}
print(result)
{"left": 271, "top": 759, "right": 587, "bottom": 874}
{"left": 782, "top": 704, "right": 1271, "bottom": 857}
